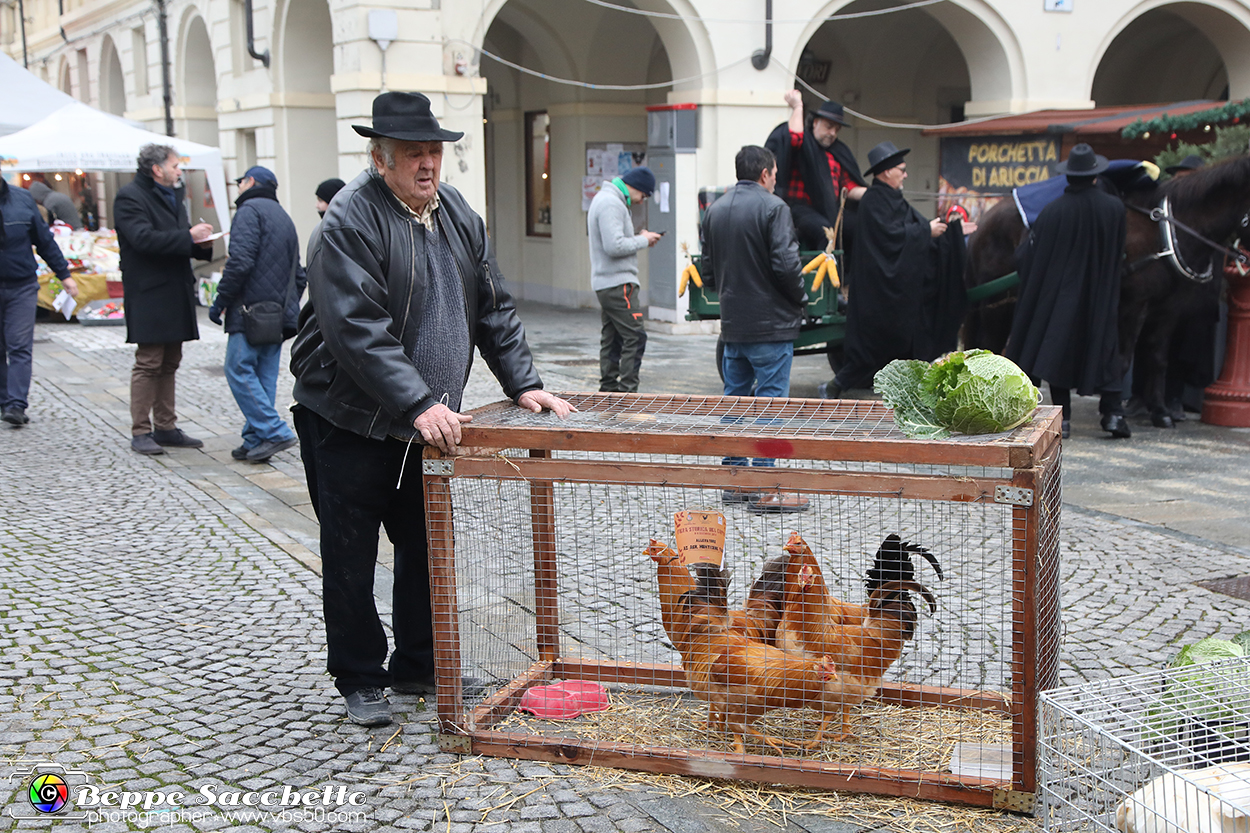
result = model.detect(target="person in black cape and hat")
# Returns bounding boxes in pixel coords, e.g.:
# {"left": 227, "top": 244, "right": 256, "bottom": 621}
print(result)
{"left": 289, "top": 91, "right": 575, "bottom": 727}
{"left": 818, "top": 141, "right": 972, "bottom": 399}
{"left": 765, "top": 91, "right": 867, "bottom": 255}
{"left": 1004, "top": 143, "right": 1129, "bottom": 439}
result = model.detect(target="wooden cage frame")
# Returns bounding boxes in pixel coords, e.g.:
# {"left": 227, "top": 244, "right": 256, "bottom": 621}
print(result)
{"left": 422, "top": 394, "right": 1063, "bottom": 810}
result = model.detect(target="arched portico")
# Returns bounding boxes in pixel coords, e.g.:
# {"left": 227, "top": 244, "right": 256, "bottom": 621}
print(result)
{"left": 177, "top": 11, "right": 219, "bottom": 147}
{"left": 1090, "top": 1, "right": 1250, "bottom": 103}
{"left": 99, "top": 35, "right": 126, "bottom": 116}
{"left": 274, "top": 0, "right": 336, "bottom": 244}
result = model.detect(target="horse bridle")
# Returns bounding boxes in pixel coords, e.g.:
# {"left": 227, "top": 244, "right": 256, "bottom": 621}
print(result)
{"left": 1126, "top": 197, "right": 1249, "bottom": 283}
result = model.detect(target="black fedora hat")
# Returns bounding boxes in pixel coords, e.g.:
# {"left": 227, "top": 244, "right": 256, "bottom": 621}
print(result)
{"left": 1055, "top": 143, "right": 1109, "bottom": 176}
{"left": 812, "top": 100, "right": 850, "bottom": 127}
{"left": 1165, "top": 153, "right": 1205, "bottom": 175}
{"left": 866, "top": 141, "right": 910, "bottom": 176}
{"left": 352, "top": 92, "right": 464, "bottom": 143}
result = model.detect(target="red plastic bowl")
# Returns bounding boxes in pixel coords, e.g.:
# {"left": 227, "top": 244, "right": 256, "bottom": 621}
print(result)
{"left": 517, "top": 680, "right": 609, "bottom": 720}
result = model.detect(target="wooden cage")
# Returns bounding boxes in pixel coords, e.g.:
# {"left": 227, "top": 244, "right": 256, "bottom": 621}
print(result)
{"left": 422, "top": 393, "right": 1062, "bottom": 811}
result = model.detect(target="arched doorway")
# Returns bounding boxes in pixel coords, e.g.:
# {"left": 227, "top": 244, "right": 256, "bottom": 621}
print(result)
{"left": 98, "top": 36, "right": 128, "bottom": 228}
{"left": 792, "top": 0, "right": 997, "bottom": 217}
{"left": 479, "top": 0, "right": 683, "bottom": 309}
{"left": 1091, "top": 4, "right": 1241, "bottom": 105}
{"left": 275, "top": 0, "right": 336, "bottom": 244}
{"left": 179, "top": 14, "right": 219, "bottom": 146}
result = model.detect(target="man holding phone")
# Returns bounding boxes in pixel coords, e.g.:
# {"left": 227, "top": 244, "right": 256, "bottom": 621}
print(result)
{"left": 586, "top": 166, "right": 661, "bottom": 393}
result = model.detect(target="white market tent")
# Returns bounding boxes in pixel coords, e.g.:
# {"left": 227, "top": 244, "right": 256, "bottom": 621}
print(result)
{"left": 0, "top": 101, "right": 231, "bottom": 232}
{"left": 0, "top": 51, "right": 79, "bottom": 137}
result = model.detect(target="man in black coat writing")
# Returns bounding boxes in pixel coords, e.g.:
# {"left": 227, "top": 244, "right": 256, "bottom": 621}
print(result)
{"left": 1005, "top": 144, "right": 1129, "bottom": 439}
{"left": 765, "top": 92, "right": 866, "bottom": 254}
{"left": 821, "top": 142, "right": 971, "bottom": 398}
{"left": 114, "top": 144, "right": 216, "bottom": 455}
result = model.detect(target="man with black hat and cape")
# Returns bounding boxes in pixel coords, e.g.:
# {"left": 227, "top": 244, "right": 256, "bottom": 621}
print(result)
{"left": 819, "top": 141, "right": 971, "bottom": 398}
{"left": 765, "top": 91, "right": 867, "bottom": 254}
{"left": 289, "top": 91, "right": 575, "bottom": 727}
{"left": 1005, "top": 142, "right": 1129, "bottom": 439}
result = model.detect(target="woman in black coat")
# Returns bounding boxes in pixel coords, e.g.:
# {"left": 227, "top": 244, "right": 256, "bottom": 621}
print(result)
{"left": 113, "top": 144, "right": 215, "bottom": 454}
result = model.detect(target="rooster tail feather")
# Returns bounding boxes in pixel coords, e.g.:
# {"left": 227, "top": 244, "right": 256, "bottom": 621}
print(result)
{"left": 864, "top": 534, "right": 943, "bottom": 594}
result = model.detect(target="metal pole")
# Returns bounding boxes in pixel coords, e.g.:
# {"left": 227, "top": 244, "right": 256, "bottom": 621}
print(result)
{"left": 751, "top": 0, "right": 772, "bottom": 70}
{"left": 156, "top": 0, "right": 173, "bottom": 136}
{"left": 243, "top": 0, "right": 269, "bottom": 67}
{"left": 16, "top": 0, "right": 29, "bottom": 67}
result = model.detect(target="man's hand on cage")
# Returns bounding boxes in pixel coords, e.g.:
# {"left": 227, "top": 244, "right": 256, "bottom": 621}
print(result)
{"left": 414, "top": 403, "right": 473, "bottom": 453}
{"left": 517, "top": 390, "right": 577, "bottom": 418}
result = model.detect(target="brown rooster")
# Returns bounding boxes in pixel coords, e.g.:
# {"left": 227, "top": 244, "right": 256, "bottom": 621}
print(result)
{"left": 683, "top": 564, "right": 877, "bottom": 753}
{"left": 777, "top": 533, "right": 942, "bottom": 688}
{"left": 647, "top": 540, "right": 774, "bottom": 652}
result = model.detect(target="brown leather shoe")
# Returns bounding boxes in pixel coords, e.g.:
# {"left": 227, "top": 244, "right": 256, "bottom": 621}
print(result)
{"left": 747, "top": 492, "right": 811, "bottom": 514}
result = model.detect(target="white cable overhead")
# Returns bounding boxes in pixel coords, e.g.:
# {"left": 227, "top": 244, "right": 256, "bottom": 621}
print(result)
{"left": 790, "top": 70, "right": 1005, "bottom": 131}
{"left": 448, "top": 39, "right": 752, "bottom": 91}
{"left": 575, "top": 0, "right": 947, "bottom": 25}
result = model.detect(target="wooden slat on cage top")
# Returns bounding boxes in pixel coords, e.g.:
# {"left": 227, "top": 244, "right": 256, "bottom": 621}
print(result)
{"left": 461, "top": 394, "right": 1061, "bottom": 470}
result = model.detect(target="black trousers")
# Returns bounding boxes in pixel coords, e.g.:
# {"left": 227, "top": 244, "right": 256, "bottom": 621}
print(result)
{"left": 293, "top": 407, "right": 433, "bottom": 696}
{"left": 788, "top": 203, "right": 834, "bottom": 253}
{"left": 1048, "top": 385, "right": 1123, "bottom": 419}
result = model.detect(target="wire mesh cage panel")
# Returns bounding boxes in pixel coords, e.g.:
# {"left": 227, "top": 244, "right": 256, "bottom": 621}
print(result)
{"left": 1040, "top": 656, "right": 1250, "bottom": 832}
{"left": 423, "top": 394, "right": 1063, "bottom": 809}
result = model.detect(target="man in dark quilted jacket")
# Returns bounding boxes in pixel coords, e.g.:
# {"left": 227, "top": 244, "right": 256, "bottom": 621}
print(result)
{"left": 209, "top": 166, "right": 306, "bottom": 463}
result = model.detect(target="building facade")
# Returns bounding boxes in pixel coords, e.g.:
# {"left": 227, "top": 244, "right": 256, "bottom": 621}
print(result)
{"left": 4, "top": 0, "right": 1248, "bottom": 321}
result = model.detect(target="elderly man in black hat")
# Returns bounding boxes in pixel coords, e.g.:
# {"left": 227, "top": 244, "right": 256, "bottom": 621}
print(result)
{"left": 1005, "top": 143, "right": 1129, "bottom": 439}
{"left": 765, "top": 91, "right": 867, "bottom": 253}
{"left": 820, "top": 141, "right": 971, "bottom": 399}
{"left": 289, "top": 91, "right": 575, "bottom": 727}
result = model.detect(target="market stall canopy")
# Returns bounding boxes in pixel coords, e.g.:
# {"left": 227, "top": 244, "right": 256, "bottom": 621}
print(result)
{"left": 0, "top": 51, "right": 79, "bottom": 138}
{"left": 919, "top": 101, "right": 1223, "bottom": 138}
{"left": 0, "top": 101, "right": 231, "bottom": 232}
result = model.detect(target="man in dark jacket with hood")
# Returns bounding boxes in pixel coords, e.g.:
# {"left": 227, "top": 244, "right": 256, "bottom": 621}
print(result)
{"left": 208, "top": 166, "right": 305, "bottom": 463}
{"left": 290, "top": 92, "right": 574, "bottom": 727}
{"left": 0, "top": 176, "right": 76, "bottom": 426}
{"left": 821, "top": 141, "right": 971, "bottom": 398}
{"left": 113, "top": 143, "right": 216, "bottom": 455}
{"left": 765, "top": 91, "right": 866, "bottom": 254}
{"left": 1005, "top": 143, "right": 1129, "bottom": 439}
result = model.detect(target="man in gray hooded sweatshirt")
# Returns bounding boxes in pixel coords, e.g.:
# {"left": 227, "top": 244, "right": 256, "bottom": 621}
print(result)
{"left": 586, "top": 166, "right": 661, "bottom": 392}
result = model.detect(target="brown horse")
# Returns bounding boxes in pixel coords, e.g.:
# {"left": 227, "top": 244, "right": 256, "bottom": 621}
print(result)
{"left": 962, "top": 155, "right": 1250, "bottom": 427}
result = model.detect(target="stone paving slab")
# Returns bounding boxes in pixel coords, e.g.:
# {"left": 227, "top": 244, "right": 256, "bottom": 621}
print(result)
{"left": 2, "top": 303, "right": 1249, "bottom": 832}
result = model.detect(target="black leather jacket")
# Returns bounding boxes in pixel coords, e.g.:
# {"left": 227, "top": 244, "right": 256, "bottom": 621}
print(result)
{"left": 699, "top": 180, "right": 805, "bottom": 343}
{"left": 290, "top": 169, "right": 542, "bottom": 441}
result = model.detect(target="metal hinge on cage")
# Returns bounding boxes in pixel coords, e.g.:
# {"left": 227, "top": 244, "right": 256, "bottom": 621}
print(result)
{"left": 423, "top": 459, "right": 455, "bottom": 476}
{"left": 438, "top": 733, "right": 472, "bottom": 753}
{"left": 994, "top": 486, "right": 1033, "bottom": 507}
{"left": 991, "top": 788, "right": 1036, "bottom": 814}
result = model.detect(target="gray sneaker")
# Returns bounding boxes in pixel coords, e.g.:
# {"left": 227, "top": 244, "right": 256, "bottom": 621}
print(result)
{"left": 246, "top": 436, "right": 298, "bottom": 462}
{"left": 344, "top": 687, "right": 391, "bottom": 726}
{"left": 131, "top": 433, "right": 166, "bottom": 455}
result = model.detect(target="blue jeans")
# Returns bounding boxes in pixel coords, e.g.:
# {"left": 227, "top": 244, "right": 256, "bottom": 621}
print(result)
{"left": 722, "top": 340, "right": 793, "bottom": 468}
{"left": 0, "top": 280, "right": 39, "bottom": 411}
{"left": 224, "top": 332, "right": 296, "bottom": 448}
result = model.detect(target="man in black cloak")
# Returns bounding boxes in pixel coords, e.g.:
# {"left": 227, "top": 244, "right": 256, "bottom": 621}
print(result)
{"left": 765, "top": 91, "right": 867, "bottom": 254}
{"left": 1004, "top": 143, "right": 1129, "bottom": 439}
{"left": 819, "top": 141, "right": 970, "bottom": 398}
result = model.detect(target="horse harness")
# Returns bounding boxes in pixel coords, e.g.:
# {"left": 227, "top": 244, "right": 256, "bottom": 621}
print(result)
{"left": 1125, "top": 196, "right": 1249, "bottom": 283}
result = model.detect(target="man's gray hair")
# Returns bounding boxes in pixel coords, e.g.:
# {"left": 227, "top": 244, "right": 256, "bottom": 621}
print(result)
{"left": 138, "top": 143, "right": 177, "bottom": 173}
{"left": 368, "top": 138, "right": 398, "bottom": 170}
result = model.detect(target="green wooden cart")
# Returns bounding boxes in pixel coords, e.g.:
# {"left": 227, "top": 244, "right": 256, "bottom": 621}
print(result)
{"left": 684, "top": 252, "right": 1021, "bottom": 376}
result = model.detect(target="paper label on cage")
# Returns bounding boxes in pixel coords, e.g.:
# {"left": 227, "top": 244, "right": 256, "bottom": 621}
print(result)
{"left": 673, "top": 511, "right": 726, "bottom": 566}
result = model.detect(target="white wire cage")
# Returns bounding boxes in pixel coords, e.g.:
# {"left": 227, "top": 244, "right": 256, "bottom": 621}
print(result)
{"left": 424, "top": 393, "right": 1063, "bottom": 809}
{"left": 1039, "top": 655, "right": 1250, "bottom": 832}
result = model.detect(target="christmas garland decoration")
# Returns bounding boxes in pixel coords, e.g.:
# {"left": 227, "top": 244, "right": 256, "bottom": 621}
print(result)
{"left": 1122, "top": 99, "right": 1250, "bottom": 139}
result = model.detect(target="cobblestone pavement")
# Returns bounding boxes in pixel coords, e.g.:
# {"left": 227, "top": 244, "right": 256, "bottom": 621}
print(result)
{"left": 2, "top": 302, "right": 1248, "bottom": 833}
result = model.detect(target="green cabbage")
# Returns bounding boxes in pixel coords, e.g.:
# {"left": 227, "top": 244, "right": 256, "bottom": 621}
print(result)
{"left": 874, "top": 350, "right": 1040, "bottom": 439}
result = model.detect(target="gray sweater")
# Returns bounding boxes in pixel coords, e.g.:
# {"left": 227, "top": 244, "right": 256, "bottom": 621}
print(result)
{"left": 587, "top": 181, "right": 646, "bottom": 291}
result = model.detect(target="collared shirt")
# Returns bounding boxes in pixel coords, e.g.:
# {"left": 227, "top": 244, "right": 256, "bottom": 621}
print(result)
{"left": 402, "top": 190, "right": 441, "bottom": 232}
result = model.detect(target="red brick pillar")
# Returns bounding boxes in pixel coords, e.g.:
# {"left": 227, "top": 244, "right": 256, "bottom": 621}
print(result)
{"left": 1202, "top": 254, "right": 1250, "bottom": 426}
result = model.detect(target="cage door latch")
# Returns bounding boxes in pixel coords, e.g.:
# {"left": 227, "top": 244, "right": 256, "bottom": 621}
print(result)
{"left": 438, "top": 733, "right": 472, "bottom": 753}
{"left": 423, "top": 459, "right": 455, "bottom": 476}
{"left": 994, "top": 486, "right": 1033, "bottom": 507}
